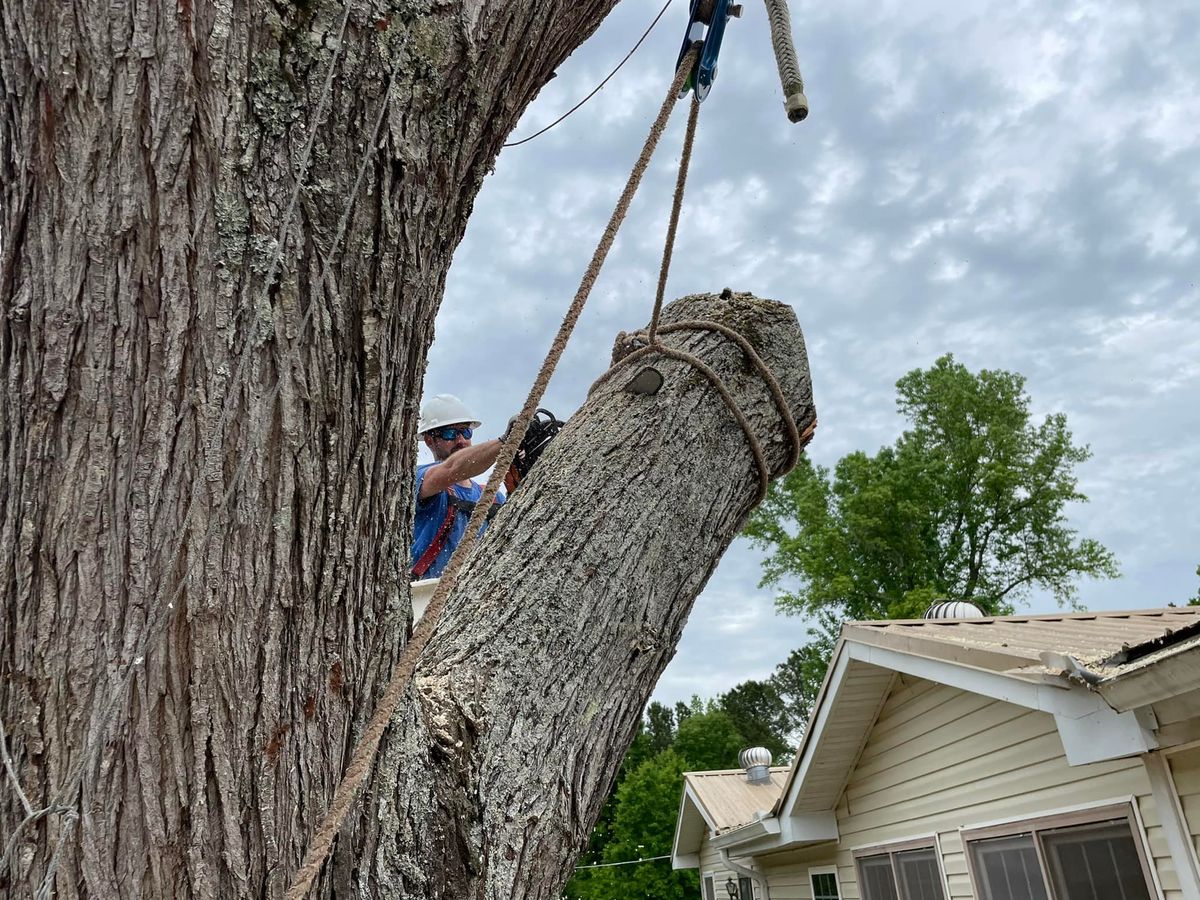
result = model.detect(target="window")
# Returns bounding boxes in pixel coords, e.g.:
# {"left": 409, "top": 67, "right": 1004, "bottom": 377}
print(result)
{"left": 854, "top": 840, "right": 947, "bottom": 900}
{"left": 964, "top": 804, "right": 1155, "bottom": 900}
{"left": 702, "top": 874, "right": 716, "bottom": 900}
{"left": 809, "top": 865, "right": 841, "bottom": 900}
{"left": 737, "top": 875, "right": 753, "bottom": 900}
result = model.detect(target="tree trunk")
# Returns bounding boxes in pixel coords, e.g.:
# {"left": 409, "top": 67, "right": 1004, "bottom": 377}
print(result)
{"left": 1, "top": 1, "right": 620, "bottom": 896}
{"left": 1, "top": 0, "right": 817, "bottom": 897}
{"left": 355, "top": 291, "right": 814, "bottom": 897}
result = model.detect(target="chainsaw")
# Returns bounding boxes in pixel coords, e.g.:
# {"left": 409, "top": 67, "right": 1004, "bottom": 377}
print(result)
{"left": 504, "top": 408, "right": 566, "bottom": 494}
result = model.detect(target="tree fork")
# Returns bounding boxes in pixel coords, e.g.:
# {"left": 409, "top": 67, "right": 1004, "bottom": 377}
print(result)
{"left": 351, "top": 291, "right": 815, "bottom": 898}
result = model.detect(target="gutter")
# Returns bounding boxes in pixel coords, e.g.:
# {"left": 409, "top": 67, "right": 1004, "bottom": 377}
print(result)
{"left": 720, "top": 848, "right": 771, "bottom": 900}
{"left": 709, "top": 816, "right": 776, "bottom": 851}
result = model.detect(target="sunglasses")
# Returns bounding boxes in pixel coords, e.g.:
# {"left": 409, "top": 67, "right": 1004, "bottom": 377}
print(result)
{"left": 432, "top": 426, "right": 473, "bottom": 441}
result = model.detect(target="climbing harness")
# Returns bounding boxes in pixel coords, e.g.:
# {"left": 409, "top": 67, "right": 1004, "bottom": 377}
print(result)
{"left": 287, "top": 3, "right": 814, "bottom": 892}
{"left": 410, "top": 492, "right": 503, "bottom": 580}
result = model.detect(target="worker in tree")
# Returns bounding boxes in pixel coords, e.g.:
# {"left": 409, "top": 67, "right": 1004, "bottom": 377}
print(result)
{"left": 410, "top": 394, "right": 505, "bottom": 580}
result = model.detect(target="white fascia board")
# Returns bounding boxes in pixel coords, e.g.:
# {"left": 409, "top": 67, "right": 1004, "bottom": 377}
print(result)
{"left": 846, "top": 641, "right": 1158, "bottom": 765}
{"left": 711, "top": 811, "right": 838, "bottom": 855}
{"left": 672, "top": 853, "right": 700, "bottom": 870}
{"left": 672, "top": 783, "right": 717, "bottom": 865}
{"left": 1054, "top": 706, "right": 1159, "bottom": 765}
{"left": 1098, "top": 644, "right": 1200, "bottom": 711}
{"left": 779, "top": 811, "right": 839, "bottom": 845}
{"left": 710, "top": 817, "right": 773, "bottom": 851}
{"left": 778, "top": 645, "right": 852, "bottom": 820}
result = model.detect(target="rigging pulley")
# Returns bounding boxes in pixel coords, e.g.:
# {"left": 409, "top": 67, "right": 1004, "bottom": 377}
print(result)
{"left": 676, "top": 0, "right": 809, "bottom": 121}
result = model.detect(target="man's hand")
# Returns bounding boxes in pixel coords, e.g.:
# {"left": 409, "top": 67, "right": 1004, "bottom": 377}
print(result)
{"left": 419, "top": 439, "right": 504, "bottom": 499}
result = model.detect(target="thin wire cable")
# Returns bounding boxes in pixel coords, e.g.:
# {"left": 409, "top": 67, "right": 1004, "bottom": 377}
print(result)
{"left": 503, "top": 0, "right": 675, "bottom": 148}
{"left": 574, "top": 854, "right": 671, "bottom": 870}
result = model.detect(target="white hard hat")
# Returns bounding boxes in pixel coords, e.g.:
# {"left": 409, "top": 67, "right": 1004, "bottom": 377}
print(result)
{"left": 418, "top": 394, "right": 482, "bottom": 434}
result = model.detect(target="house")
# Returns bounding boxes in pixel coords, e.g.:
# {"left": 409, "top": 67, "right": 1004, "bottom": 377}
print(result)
{"left": 672, "top": 607, "right": 1200, "bottom": 900}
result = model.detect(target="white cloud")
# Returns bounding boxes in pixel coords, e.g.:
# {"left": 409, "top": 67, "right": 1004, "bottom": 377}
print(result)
{"left": 434, "top": 0, "right": 1200, "bottom": 706}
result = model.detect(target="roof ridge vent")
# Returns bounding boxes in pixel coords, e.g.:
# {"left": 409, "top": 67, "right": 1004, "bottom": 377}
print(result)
{"left": 924, "top": 600, "right": 987, "bottom": 620}
{"left": 739, "top": 747, "right": 772, "bottom": 783}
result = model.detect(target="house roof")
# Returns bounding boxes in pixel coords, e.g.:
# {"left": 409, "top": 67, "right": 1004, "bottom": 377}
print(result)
{"left": 844, "top": 607, "right": 1200, "bottom": 680}
{"left": 672, "top": 768, "right": 788, "bottom": 867}
{"left": 686, "top": 767, "right": 789, "bottom": 834}
{"left": 674, "top": 606, "right": 1200, "bottom": 866}
{"left": 766, "top": 607, "right": 1200, "bottom": 849}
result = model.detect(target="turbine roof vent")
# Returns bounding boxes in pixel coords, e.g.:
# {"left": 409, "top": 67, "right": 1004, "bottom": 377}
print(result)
{"left": 739, "top": 747, "right": 773, "bottom": 783}
{"left": 923, "top": 600, "right": 987, "bottom": 620}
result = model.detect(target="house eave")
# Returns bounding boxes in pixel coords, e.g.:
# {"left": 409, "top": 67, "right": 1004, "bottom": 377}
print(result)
{"left": 1097, "top": 637, "right": 1200, "bottom": 711}
{"left": 711, "top": 811, "right": 839, "bottom": 855}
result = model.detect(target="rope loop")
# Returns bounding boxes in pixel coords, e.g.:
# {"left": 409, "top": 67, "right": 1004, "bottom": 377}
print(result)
{"left": 596, "top": 316, "right": 814, "bottom": 504}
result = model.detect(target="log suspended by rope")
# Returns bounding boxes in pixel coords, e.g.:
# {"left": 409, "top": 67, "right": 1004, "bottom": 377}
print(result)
{"left": 347, "top": 290, "right": 815, "bottom": 896}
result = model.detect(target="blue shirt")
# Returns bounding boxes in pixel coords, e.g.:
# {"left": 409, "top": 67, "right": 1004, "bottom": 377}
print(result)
{"left": 411, "top": 463, "right": 505, "bottom": 578}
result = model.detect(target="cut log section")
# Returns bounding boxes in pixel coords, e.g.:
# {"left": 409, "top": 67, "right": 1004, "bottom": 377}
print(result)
{"left": 356, "top": 291, "right": 815, "bottom": 898}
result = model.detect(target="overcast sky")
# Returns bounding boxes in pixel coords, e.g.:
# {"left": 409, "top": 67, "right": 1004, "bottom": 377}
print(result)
{"left": 424, "top": 0, "right": 1200, "bottom": 707}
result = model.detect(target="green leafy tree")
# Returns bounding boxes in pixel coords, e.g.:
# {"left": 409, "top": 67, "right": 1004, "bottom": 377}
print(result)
{"left": 566, "top": 701, "right": 758, "bottom": 899}
{"left": 763, "top": 613, "right": 841, "bottom": 738}
{"left": 567, "top": 721, "right": 656, "bottom": 889}
{"left": 674, "top": 703, "right": 746, "bottom": 770}
{"left": 1188, "top": 566, "right": 1200, "bottom": 607}
{"left": 719, "top": 679, "right": 794, "bottom": 760}
{"left": 645, "top": 701, "right": 676, "bottom": 754}
{"left": 567, "top": 750, "right": 699, "bottom": 900}
{"left": 747, "top": 354, "right": 1119, "bottom": 724}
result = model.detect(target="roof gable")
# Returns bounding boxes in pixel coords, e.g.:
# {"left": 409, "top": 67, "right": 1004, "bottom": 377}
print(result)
{"left": 776, "top": 608, "right": 1200, "bottom": 829}
{"left": 671, "top": 768, "right": 787, "bottom": 867}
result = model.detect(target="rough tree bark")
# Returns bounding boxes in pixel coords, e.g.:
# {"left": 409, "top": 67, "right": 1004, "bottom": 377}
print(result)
{"left": 355, "top": 291, "right": 814, "bottom": 898}
{"left": 0, "top": 0, "right": 815, "bottom": 897}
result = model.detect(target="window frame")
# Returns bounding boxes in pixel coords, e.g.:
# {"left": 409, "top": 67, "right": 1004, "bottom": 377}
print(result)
{"left": 961, "top": 802, "right": 1160, "bottom": 900}
{"left": 702, "top": 872, "right": 716, "bottom": 900}
{"left": 808, "top": 864, "right": 842, "bottom": 900}
{"left": 852, "top": 835, "right": 948, "bottom": 900}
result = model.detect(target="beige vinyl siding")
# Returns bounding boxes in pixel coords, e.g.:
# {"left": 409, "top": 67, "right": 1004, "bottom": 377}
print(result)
{"left": 1167, "top": 746, "right": 1200, "bottom": 862}
{"left": 827, "top": 678, "right": 1176, "bottom": 900}
{"left": 757, "top": 848, "right": 846, "bottom": 900}
{"left": 699, "top": 831, "right": 763, "bottom": 900}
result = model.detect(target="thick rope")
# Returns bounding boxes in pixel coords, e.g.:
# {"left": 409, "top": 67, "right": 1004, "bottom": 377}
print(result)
{"left": 595, "top": 318, "right": 814, "bottom": 503}
{"left": 648, "top": 96, "right": 701, "bottom": 343}
{"left": 762, "top": 0, "right": 809, "bottom": 122}
{"left": 661, "top": 320, "right": 804, "bottom": 472}
{"left": 610, "top": 63, "right": 810, "bottom": 503}
{"left": 282, "top": 47, "right": 701, "bottom": 900}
